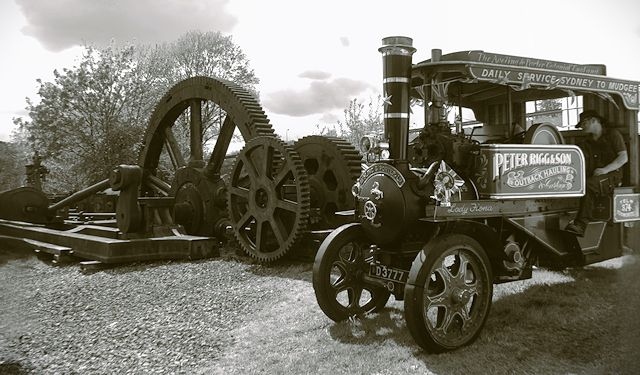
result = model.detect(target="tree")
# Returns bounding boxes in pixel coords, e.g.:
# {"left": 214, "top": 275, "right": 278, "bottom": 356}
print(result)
{"left": 0, "top": 141, "right": 26, "bottom": 191}
{"left": 14, "top": 43, "right": 154, "bottom": 193}
{"left": 14, "top": 31, "right": 259, "bottom": 193}
{"left": 313, "top": 123, "right": 338, "bottom": 137}
{"left": 527, "top": 98, "right": 563, "bottom": 127}
{"left": 140, "top": 31, "right": 259, "bottom": 164}
{"left": 335, "top": 96, "right": 384, "bottom": 147}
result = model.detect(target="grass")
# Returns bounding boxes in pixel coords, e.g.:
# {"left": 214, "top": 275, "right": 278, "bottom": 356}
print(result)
{"left": 2, "top": 243, "right": 638, "bottom": 374}
{"left": 203, "top": 253, "right": 640, "bottom": 375}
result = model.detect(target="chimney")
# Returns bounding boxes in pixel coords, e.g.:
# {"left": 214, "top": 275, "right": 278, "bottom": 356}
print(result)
{"left": 378, "top": 36, "right": 416, "bottom": 161}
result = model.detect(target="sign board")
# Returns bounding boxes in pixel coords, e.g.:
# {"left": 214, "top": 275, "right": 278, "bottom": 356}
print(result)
{"left": 468, "top": 66, "right": 639, "bottom": 110}
{"left": 473, "top": 144, "right": 586, "bottom": 199}
{"left": 466, "top": 51, "right": 606, "bottom": 75}
{"left": 613, "top": 193, "right": 640, "bottom": 223}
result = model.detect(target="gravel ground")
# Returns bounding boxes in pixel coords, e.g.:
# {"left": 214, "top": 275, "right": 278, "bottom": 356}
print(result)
{"left": 0, "top": 246, "right": 296, "bottom": 374}
{"left": 2, "top": 243, "right": 639, "bottom": 374}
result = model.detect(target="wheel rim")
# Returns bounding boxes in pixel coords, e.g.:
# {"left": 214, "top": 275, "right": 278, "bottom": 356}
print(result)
{"left": 423, "top": 247, "right": 490, "bottom": 348}
{"left": 227, "top": 136, "right": 310, "bottom": 262}
{"left": 313, "top": 224, "right": 390, "bottom": 320}
{"left": 328, "top": 240, "right": 378, "bottom": 312}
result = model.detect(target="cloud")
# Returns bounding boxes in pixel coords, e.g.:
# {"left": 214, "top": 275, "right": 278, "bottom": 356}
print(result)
{"left": 319, "top": 113, "right": 340, "bottom": 123}
{"left": 298, "top": 70, "right": 332, "bottom": 80}
{"left": 16, "top": 0, "right": 237, "bottom": 52}
{"left": 263, "top": 78, "right": 374, "bottom": 117}
{"left": 339, "top": 36, "right": 350, "bottom": 47}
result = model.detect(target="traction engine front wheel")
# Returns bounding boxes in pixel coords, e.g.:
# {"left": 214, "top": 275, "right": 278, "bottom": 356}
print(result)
{"left": 404, "top": 233, "right": 493, "bottom": 352}
{"left": 313, "top": 223, "right": 391, "bottom": 321}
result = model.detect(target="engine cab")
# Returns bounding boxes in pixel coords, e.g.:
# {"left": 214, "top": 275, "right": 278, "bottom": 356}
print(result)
{"left": 355, "top": 36, "right": 640, "bottom": 267}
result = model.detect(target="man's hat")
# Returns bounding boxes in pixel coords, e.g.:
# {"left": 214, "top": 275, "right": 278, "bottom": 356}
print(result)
{"left": 576, "top": 110, "right": 605, "bottom": 128}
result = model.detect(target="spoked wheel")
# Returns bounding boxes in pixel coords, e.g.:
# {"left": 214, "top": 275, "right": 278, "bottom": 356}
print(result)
{"left": 293, "top": 136, "right": 362, "bottom": 229}
{"left": 227, "top": 136, "right": 310, "bottom": 262}
{"left": 138, "top": 76, "right": 275, "bottom": 236}
{"left": 313, "top": 223, "right": 391, "bottom": 321}
{"left": 404, "top": 233, "right": 492, "bottom": 352}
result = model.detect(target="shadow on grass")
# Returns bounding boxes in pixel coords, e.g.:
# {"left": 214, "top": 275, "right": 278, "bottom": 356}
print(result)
{"left": 0, "top": 238, "right": 38, "bottom": 266}
{"left": 324, "top": 254, "right": 640, "bottom": 374}
{"left": 0, "top": 362, "right": 30, "bottom": 375}
{"left": 327, "top": 306, "right": 417, "bottom": 348}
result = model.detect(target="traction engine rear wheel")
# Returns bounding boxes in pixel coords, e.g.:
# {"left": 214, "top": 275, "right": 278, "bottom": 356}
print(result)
{"left": 404, "top": 233, "right": 492, "bottom": 352}
{"left": 313, "top": 223, "right": 391, "bottom": 321}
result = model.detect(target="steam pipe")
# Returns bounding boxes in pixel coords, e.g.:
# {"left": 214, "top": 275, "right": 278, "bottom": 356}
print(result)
{"left": 379, "top": 36, "right": 416, "bottom": 161}
{"left": 48, "top": 178, "right": 110, "bottom": 212}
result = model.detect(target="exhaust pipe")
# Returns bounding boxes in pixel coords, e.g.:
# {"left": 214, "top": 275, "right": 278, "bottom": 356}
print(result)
{"left": 378, "top": 36, "right": 416, "bottom": 161}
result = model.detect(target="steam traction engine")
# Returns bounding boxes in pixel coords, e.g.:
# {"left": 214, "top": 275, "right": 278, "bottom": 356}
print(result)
{"left": 312, "top": 37, "right": 640, "bottom": 352}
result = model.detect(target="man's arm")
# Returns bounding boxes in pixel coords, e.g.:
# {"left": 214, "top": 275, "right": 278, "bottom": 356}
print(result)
{"left": 593, "top": 150, "right": 628, "bottom": 176}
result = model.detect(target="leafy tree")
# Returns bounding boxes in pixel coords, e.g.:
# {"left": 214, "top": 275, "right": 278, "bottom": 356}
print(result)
{"left": 14, "top": 43, "right": 154, "bottom": 193}
{"left": 313, "top": 123, "right": 338, "bottom": 137}
{"left": 527, "top": 98, "right": 563, "bottom": 127}
{"left": 14, "top": 31, "right": 258, "bottom": 193}
{"left": 0, "top": 141, "right": 26, "bottom": 191}
{"left": 140, "top": 31, "right": 259, "bottom": 165}
{"left": 335, "top": 96, "right": 384, "bottom": 147}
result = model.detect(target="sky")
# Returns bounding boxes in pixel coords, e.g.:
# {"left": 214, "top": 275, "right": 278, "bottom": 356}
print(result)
{"left": 1, "top": 0, "right": 639, "bottom": 143}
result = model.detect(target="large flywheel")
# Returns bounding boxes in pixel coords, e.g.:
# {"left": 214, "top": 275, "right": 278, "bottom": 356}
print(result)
{"left": 138, "top": 76, "right": 275, "bottom": 237}
{"left": 292, "top": 136, "right": 362, "bottom": 229}
{"left": 227, "top": 136, "right": 311, "bottom": 262}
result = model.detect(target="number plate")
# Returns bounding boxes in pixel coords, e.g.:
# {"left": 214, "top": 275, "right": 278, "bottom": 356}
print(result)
{"left": 369, "top": 264, "right": 408, "bottom": 283}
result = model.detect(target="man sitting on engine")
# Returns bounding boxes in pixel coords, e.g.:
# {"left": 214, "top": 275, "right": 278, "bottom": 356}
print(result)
{"left": 565, "top": 110, "right": 628, "bottom": 236}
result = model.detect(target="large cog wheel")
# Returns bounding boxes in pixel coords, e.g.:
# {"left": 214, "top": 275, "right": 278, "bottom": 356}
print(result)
{"left": 137, "top": 76, "right": 275, "bottom": 237}
{"left": 293, "top": 136, "right": 362, "bottom": 229}
{"left": 227, "top": 136, "right": 310, "bottom": 262}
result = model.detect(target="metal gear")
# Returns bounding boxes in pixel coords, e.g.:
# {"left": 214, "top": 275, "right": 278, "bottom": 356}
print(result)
{"left": 292, "top": 136, "right": 362, "bottom": 229}
{"left": 227, "top": 136, "right": 311, "bottom": 262}
{"left": 137, "top": 76, "right": 275, "bottom": 237}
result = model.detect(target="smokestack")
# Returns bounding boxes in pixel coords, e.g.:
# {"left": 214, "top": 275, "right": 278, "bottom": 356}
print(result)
{"left": 379, "top": 36, "right": 416, "bottom": 161}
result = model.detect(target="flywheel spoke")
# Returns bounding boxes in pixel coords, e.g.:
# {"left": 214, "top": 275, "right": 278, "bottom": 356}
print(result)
{"left": 163, "top": 127, "right": 186, "bottom": 169}
{"left": 239, "top": 153, "right": 259, "bottom": 181}
{"left": 238, "top": 211, "right": 253, "bottom": 231}
{"left": 255, "top": 218, "right": 265, "bottom": 251}
{"left": 275, "top": 198, "right": 299, "bottom": 213}
{"left": 268, "top": 217, "right": 286, "bottom": 246}
{"left": 261, "top": 143, "right": 274, "bottom": 179}
{"left": 228, "top": 185, "right": 250, "bottom": 200}
{"left": 189, "top": 99, "right": 203, "bottom": 163}
{"left": 273, "top": 168, "right": 292, "bottom": 187}
{"left": 207, "top": 116, "right": 235, "bottom": 175}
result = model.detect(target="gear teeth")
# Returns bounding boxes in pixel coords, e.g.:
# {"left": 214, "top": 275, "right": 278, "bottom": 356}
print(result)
{"left": 293, "top": 136, "right": 363, "bottom": 229}
{"left": 137, "top": 76, "right": 279, "bottom": 241}
{"left": 139, "top": 76, "right": 276, "bottom": 173}
{"left": 227, "top": 136, "right": 311, "bottom": 262}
